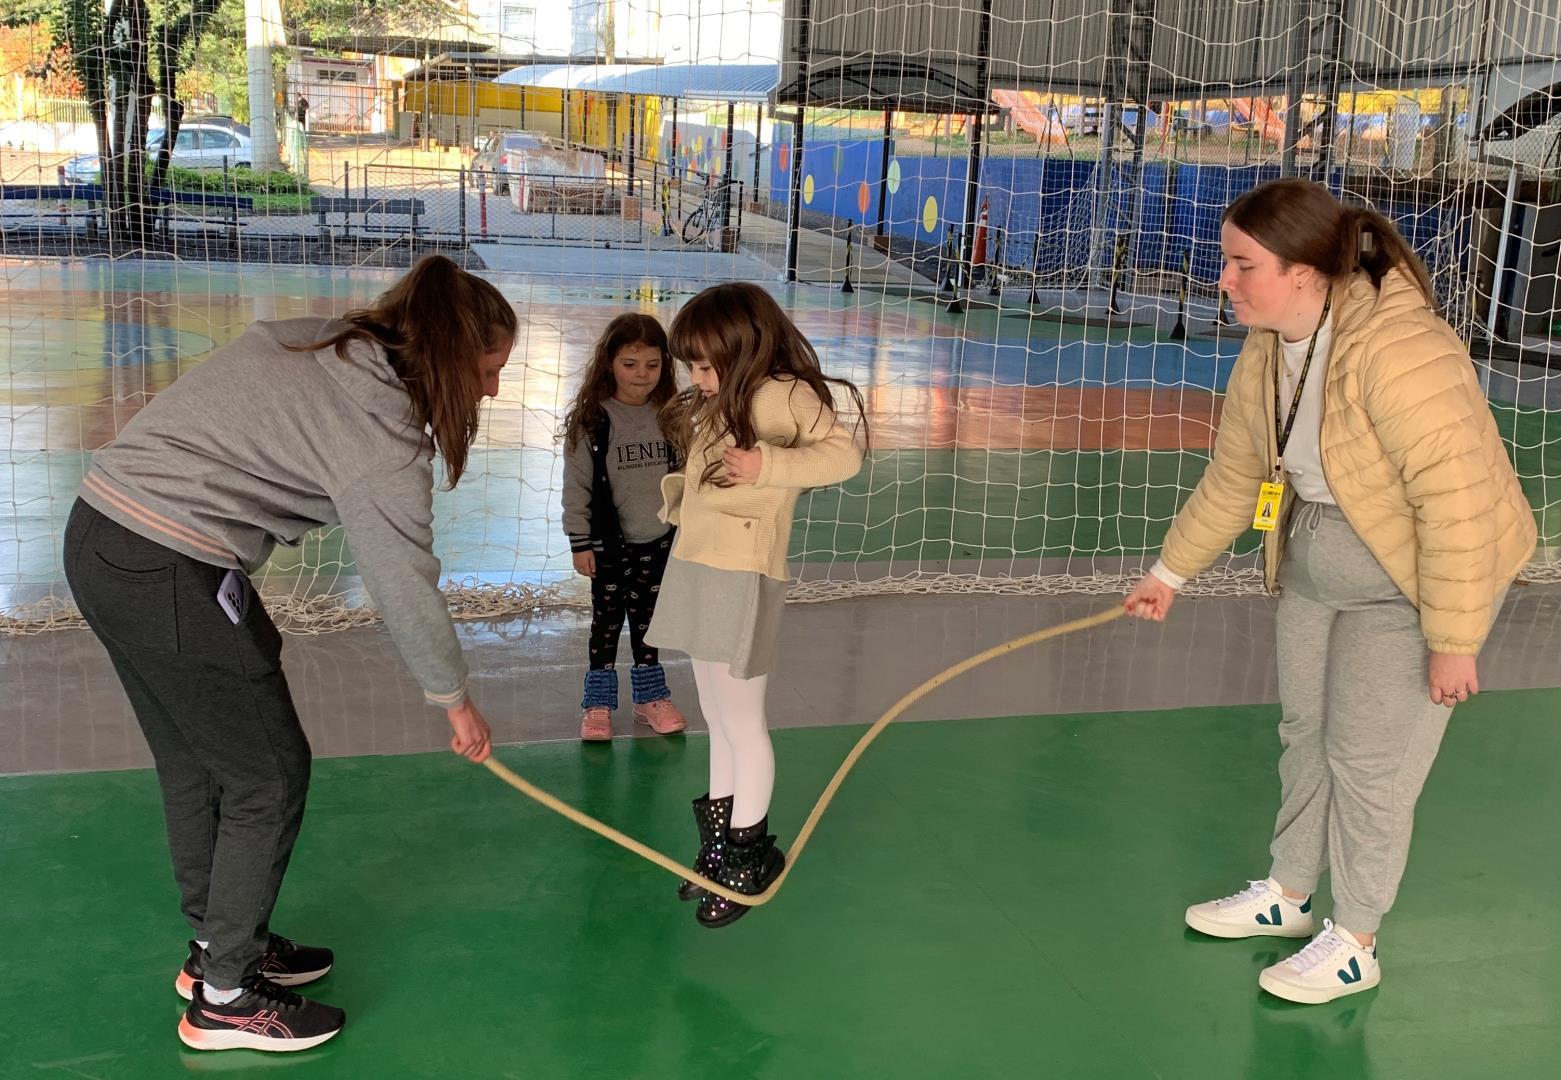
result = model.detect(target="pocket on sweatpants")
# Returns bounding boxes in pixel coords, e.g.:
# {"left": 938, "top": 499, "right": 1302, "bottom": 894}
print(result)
{"left": 84, "top": 555, "right": 180, "bottom": 653}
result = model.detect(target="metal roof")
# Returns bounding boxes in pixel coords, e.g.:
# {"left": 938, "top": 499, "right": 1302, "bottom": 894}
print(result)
{"left": 495, "top": 62, "right": 780, "bottom": 102}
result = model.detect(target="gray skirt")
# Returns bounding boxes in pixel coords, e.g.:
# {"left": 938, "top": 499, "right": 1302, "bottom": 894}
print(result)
{"left": 646, "top": 556, "right": 787, "bottom": 678}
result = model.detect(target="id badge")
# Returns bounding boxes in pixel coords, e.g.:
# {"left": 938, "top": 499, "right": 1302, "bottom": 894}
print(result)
{"left": 1253, "top": 481, "right": 1285, "bottom": 532}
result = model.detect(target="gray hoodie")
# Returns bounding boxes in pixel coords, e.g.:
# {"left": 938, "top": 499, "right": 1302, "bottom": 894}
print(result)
{"left": 79, "top": 317, "right": 467, "bottom": 708}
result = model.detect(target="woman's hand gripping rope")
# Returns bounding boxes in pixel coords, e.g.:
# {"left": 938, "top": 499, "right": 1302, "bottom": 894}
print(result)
{"left": 479, "top": 606, "right": 1127, "bottom": 907}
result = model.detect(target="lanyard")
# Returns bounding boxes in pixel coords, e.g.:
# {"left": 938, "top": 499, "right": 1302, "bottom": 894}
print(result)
{"left": 1271, "top": 294, "right": 1332, "bottom": 479}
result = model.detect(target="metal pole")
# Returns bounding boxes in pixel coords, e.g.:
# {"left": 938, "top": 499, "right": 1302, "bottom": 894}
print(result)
{"left": 724, "top": 101, "right": 736, "bottom": 230}
{"left": 627, "top": 96, "right": 637, "bottom": 195}
{"left": 1125, "top": 0, "right": 1154, "bottom": 272}
{"left": 1094, "top": 0, "right": 1130, "bottom": 295}
{"left": 1485, "top": 165, "right": 1520, "bottom": 347}
{"left": 957, "top": 0, "right": 994, "bottom": 275}
{"left": 752, "top": 103, "right": 765, "bottom": 204}
{"left": 785, "top": 0, "right": 813, "bottom": 281}
{"left": 1281, "top": 0, "right": 1309, "bottom": 176}
{"left": 875, "top": 109, "right": 892, "bottom": 236}
{"left": 785, "top": 107, "right": 807, "bottom": 281}
{"left": 1316, "top": 0, "right": 1347, "bottom": 183}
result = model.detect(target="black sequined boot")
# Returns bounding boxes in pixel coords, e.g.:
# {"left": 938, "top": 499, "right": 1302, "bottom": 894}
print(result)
{"left": 695, "top": 817, "right": 785, "bottom": 929}
{"left": 677, "top": 793, "right": 734, "bottom": 901}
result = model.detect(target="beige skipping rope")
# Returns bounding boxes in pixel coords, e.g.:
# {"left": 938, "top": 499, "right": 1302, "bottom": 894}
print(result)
{"left": 482, "top": 605, "right": 1127, "bottom": 906}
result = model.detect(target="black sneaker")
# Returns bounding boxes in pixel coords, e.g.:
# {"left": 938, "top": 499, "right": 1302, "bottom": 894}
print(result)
{"left": 175, "top": 935, "right": 334, "bottom": 1000}
{"left": 178, "top": 976, "right": 346, "bottom": 1052}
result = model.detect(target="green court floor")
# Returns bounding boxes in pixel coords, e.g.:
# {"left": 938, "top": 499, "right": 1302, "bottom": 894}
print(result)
{"left": 3, "top": 690, "right": 1559, "bottom": 1078}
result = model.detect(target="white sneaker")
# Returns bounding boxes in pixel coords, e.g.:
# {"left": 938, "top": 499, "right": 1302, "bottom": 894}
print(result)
{"left": 1258, "top": 919, "right": 1380, "bottom": 1004}
{"left": 1185, "top": 878, "right": 1315, "bottom": 939}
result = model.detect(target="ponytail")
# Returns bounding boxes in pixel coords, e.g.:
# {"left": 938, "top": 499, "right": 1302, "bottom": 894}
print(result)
{"left": 1347, "top": 206, "right": 1438, "bottom": 312}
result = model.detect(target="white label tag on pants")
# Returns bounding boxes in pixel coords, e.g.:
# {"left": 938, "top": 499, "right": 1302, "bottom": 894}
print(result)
{"left": 217, "top": 570, "right": 246, "bottom": 625}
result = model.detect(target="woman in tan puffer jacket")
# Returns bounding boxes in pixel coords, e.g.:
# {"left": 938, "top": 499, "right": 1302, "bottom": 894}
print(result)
{"left": 1124, "top": 179, "right": 1535, "bottom": 1006}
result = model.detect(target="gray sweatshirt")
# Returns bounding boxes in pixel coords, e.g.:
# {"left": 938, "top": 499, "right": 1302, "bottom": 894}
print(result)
{"left": 561, "top": 397, "right": 671, "bottom": 549}
{"left": 79, "top": 317, "right": 467, "bottom": 708}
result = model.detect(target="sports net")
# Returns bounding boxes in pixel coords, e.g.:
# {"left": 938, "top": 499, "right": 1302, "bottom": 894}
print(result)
{"left": 2, "top": 0, "right": 1557, "bottom": 634}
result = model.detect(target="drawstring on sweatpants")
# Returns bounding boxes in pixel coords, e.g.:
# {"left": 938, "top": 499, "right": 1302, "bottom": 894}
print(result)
{"left": 1290, "top": 499, "right": 1325, "bottom": 540}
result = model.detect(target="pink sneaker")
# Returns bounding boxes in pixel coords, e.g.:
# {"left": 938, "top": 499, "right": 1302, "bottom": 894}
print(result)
{"left": 579, "top": 706, "right": 613, "bottom": 742}
{"left": 633, "top": 698, "right": 687, "bottom": 735}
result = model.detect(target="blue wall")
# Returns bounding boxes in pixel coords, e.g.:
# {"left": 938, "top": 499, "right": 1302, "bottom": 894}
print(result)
{"left": 768, "top": 126, "right": 1461, "bottom": 285}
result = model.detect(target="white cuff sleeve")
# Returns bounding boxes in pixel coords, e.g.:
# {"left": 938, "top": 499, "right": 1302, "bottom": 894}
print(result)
{"left": 1148, "top": 558, "right": 1187, "bottom": 592}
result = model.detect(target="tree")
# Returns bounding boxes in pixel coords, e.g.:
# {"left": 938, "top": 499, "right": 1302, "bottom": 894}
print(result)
{"left": 62, "top": 0, "right": 224, "bottom": 249}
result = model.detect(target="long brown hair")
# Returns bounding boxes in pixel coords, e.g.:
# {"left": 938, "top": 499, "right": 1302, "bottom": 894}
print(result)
{"left": 293, "top": 255, "right": 516, "bottom": 486}
{"left": 662, "top": 282, "right": 867, "bottom": 488}
{"left": 1223, "top": 178, "right": 1437, "bottom": 310}
{"left": 560, "top": 313, "right": 677, "bottom": 451}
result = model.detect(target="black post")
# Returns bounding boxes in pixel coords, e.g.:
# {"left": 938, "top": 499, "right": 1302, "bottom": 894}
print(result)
{"left": 1028, "top": 230, "right": 1042, "bottom": 305}
{"left": 988, "top": 227, "right": 1003, "bottom": 296}
{"left": 724, "top": 101, "right": 736, "bottom": 231}
{"left": 1109, "top": 235, "right": 1128, "bottom": 314}
{"left": 785, "top": 0, "right": 812, "bottom": 282}
{"left": 1315, "top": 0, "right": 1348, "bottom": 183}
{"left": 841, "top": 219, "right": 855, "bottom": 293}
{"left": 1170, "top": 251, "right": 1189, "bottom": 340}
{"left": 671, "top": 96, "right": 681, "bottom": 176}
{"left": 627, "top": 96, "right": 637, "bottom": 195}
{"left": 941, "top": 225, "right": 958, "bottom": 292}
{"left": 785, "top": 108, "right": 807, "bottom": 282}
{"left": 1281, "top": 0, "right": 1308, "bottom": 177}
{"left": 957, "top": 0, "right": 994, "bottom": 274}
{"left": 752, "top": 103, "right": 764, "bottom": 205}
{"left": 875, "top": 109, "right": 892, "bottom": 236}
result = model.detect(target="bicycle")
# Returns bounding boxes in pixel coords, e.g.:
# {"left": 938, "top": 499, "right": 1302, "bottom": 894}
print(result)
{"left": 680, "top": 181, "right": 738, "bottom": 250}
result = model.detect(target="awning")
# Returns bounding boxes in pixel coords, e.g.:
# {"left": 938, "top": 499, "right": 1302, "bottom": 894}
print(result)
{"left": 495, "top": 61, "right": 780, "bottom": 103}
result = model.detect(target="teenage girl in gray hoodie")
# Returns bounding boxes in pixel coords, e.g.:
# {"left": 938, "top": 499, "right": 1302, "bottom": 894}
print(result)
{"left": 65, "top": 255, "right": 515, "bottom": 1053}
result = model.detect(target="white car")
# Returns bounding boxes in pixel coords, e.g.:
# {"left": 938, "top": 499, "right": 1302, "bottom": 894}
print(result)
{"left": 474, "top": 131, "right": 551, "bottom": 195}
{"left": 63, "top": 121, "right": 254, "bottom": 183}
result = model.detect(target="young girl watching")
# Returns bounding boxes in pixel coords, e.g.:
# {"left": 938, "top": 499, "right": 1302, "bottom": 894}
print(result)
{"left": 561, "top": 314, "right": 686, "bottom": 741}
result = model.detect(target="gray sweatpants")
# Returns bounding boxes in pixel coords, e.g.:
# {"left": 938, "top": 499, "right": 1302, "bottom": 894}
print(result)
{"left": 1268, "top": 500, "right": 1502, "bottom": 934}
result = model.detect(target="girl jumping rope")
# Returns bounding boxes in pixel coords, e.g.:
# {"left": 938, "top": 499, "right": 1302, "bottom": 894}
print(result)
{"left": 561, "top": 314, "right": 686, "bottom": 741}
{"left": 647, "top": 283, "right": 867, "bottom": 928}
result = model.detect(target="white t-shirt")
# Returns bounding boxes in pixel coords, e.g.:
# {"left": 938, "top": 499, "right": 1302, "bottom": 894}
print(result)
{"left": 1149, "top": 318, "right": 1337, "bottom": 592}
{"left": 1278, "top": 317, "right": 1336, "bottom": 506}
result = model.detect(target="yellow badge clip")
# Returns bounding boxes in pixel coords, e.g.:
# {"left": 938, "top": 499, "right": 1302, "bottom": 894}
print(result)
{"left": 1253, "top": 480, "right": 1285, "bottom": 532}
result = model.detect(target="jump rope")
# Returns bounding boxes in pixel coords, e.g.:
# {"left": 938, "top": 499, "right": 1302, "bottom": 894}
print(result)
{"left": 480, "top": 605, "right": 1126, "bottom": 906}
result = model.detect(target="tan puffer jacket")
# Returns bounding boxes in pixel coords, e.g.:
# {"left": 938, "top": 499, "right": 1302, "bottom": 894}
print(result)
{"left": 1160, "top": 267, "right": 1536, "bottom": 654}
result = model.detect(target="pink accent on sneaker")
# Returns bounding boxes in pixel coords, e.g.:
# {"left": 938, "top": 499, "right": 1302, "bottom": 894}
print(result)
{"left": 580, "top": 706, "right": 613, "bottom": 742}
{"left": 634, "top": 698, "right": 687, "bottom": 734}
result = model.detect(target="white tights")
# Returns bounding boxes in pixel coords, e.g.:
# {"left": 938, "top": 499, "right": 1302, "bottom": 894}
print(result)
{"left": 690, "top": 659, "right": 773, "bottom": 829}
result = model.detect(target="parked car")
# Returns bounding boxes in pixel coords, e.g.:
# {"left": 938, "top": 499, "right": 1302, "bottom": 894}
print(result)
{"left": 62, "top": 120, "right": 254, "bottom": 184}
{"left": 474, "top": 130, "right": 551, "bottom": 195}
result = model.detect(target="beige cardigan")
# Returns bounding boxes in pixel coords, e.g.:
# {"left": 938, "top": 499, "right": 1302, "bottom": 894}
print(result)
{"left": 660, "top": 376, "right": 863, "bottom": 580}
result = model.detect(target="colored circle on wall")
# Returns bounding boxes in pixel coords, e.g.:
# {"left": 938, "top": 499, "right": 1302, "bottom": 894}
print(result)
{"left": 887, "top": 159, "right": 902, "bottom": 194}
{"left": 694, "top": 136, "right": 704, "bottom": 153}
{"left": 803, "top": 174, "right": 816, "bottom": 205}
{"left": 857, "top": 181, "right": 871, "bottom": 215}
{"left": 922, "top": 195, "right": 938, "bottom": 234}
{"left": 778, "top": 142, "right": 791, "bottom": 173}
